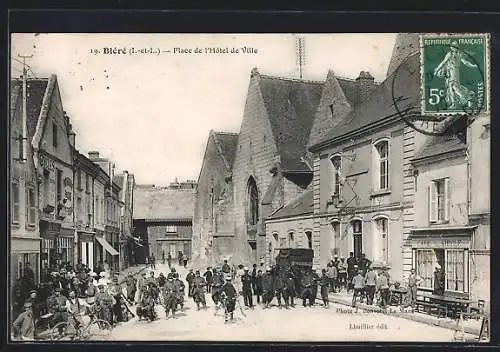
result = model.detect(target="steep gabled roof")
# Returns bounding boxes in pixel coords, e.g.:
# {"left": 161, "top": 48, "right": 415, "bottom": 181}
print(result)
{"left": 258, "top": 74, "right": 323, "bottom": 172}
{"left": 133, "top": 187, "right": 195, "bottom": 220}
{"left": 267, "top": 189, "right": 313, "bottom": 220}
{"left": 311, "top": 53, "right": 420, "bottom": 149}
{"left": 412, "top": 134, "right": 466, "bottom": 162}
{"left": 212, "top": 131, "right": 239, "bottom": 171}
{"left": 10, "top": 78, "right": 49, "bottom": 139}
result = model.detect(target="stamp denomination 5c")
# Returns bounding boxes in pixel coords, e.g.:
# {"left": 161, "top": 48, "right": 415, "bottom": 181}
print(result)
{"left": 420, "top": 33, "right": 490, "bottom": 116}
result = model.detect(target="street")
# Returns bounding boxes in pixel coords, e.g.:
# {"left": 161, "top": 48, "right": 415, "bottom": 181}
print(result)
{"left": 102, "top": 264, "right": 468, "bottom": 342}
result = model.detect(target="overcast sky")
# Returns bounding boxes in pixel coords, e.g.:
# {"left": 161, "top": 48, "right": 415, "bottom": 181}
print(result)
{"left": 11, "top": 33, "right": 396, "bottom": 185}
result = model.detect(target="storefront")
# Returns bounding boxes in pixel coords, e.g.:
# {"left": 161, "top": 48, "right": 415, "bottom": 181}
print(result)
{"left": 95, "top": 233, "right": 119, "bottom": 274}
{"left": 78, "top": 230, "right": 95, "bottom": 271}
{"left": 408, "top": 226, "right": 476, "bottom": 299}
{"left": 39, "top": 219, "right": 61, "bottom": 271}
{"left": 11, "top": 237, "right": 41, "bottom": 285}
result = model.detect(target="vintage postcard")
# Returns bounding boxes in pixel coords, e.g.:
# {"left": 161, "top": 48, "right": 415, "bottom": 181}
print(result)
{"left": 9, "top": 33, "right": 490, "bottom": 343}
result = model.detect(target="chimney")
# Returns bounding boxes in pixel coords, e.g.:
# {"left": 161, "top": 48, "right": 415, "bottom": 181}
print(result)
{"left": 88, "top": 151, "right": 100, "bottom": 159}
{"left": 356, "top": 71, "right": 376, "bottom": 105}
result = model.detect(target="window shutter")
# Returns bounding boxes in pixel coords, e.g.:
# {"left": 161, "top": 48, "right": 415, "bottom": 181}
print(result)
{"left": 464, "top": 249, "right": 469, "bottom": 293}
{"left": 429, "top": 182, "right": 437, "bottom": 223}
{"left": 444, "top": 178, "right": 450, "bottom": 222}
{"left": 25, "top": 187, "right": 29, "bottom": 226}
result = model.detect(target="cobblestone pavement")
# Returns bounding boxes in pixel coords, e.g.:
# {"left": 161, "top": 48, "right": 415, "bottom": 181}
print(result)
{"left": 95, "top": 264, "right": 475, "bottom": 342}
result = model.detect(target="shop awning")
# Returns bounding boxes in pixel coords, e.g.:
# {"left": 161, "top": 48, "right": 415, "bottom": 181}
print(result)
{"left": 95, "top": 236, "right": 119, "bottom": 256}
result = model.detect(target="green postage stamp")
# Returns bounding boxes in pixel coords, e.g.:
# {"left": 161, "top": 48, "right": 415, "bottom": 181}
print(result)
{"left": 420, "top": 33, "right": 490, "bottom": 116}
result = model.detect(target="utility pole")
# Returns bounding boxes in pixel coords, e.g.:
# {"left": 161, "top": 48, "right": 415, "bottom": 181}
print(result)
{"left": 295, "top": 35, "right": 306, "bottom": 80}
{"left": 19, "top": 54, "right": 33, "bottom": 163}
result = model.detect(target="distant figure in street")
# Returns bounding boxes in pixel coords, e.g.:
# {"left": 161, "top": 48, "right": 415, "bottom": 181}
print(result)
{"left": 326, "top": 261, "right": 338, "bottom": 293}
{"left": 183, "top": 256, "right": 188, "bottom": 268}
{"left": 186, "top": 269, "right": 195, "bottom": 297}
{"left": 346, "top": 252, "right": 356, "bottom": 293}
{"left": 178, "top": 252, "right": 183, "bottom": 266}
{"left": 351, "top": 269, "right": 365, "bottom": 307}
{"left": 221, "top": 276, "right": 237, "bottom": 322}
{"left": 255, "top": 270, "right": 263, "bottom": 304}
{"left": 300, "top": 269, "right": 315, "bottom": 307}
{"left": 338, "top": 257, "right": 348, "bottom": 292}
{"left": 241, "top": 267, "right": 253, "bottom": 308}
{"left": 283, "top": 270, "right": 296, "bottom": 308}
{"left": 319, "top": 269, "right": 330, "bottom": 308}
{"left": 211, "top": 267, "right": 224, "bottom": 309}
{"left": 251, "top": 264, "right": 258, "bottom": 293}
{"left": 221, "top": 260, "right": 231, "bottom": 274}
{"left": 12, "top": 302, "right": 35, "bottom": 341}
{"left": 406, "top": 269, "right": 420, "bottom": 308}
{"left": 162, "top": 251, "right": 166, "bottom": 264}
{"left": 150, "top": 254, "right": 156, "bottom": 269}
{"left": 162, "top": 276, "right": 178, "bottom": 319}
{"left": 167, "top": 254, "right": 172, "bottom": 269}
{"left": 261, "top": 267, "right": 274, "bottom": 308}
{"left": 433, "top": 264, "right": 445, "bottom": 295}
{"left": 365, "top": 266, "right": 378, "bottom": 305}
{"left": 203, "top": 267, "right": 213, "bottom": 293}
{"left": 192, "top": 271, "right": 207, "bottom": 310}
{"left": 174, "top": 273, "right": 185, "bottom": 310}
{"left": 377, "top": 269, "right": 390, "bottom": 309}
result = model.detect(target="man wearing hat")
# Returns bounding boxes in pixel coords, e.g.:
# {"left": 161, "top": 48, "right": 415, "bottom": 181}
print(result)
{"left": 406, "top": 269, "right": 420, "bottom": 308}
{"left": 192, "top": 270, "right": 207, "bottom": 310}
{"left": 186, "top": 269, "right": 195, "bottom": 298}
{"left": 351, "top": 269, "right": 366, "bottom": 308}
{"left": 137, "top": 288, "right": 156, "bottom": 322}
{"left": 261, "top": 267, "right": 274, "bottom": 308}
{"left": 125, "top": 274, "right": 137, "bottom": 303}
{"left": 338, "top": 257, "right": 348, "bottom": 292}
{"left": 241, "top": 267, "right": 253, "bottom": 308}
{"left": 300, "top": 269, "right": 315, "bottom": 307}
{"left": 433, "top": 264, "right": 445, "bottom": 295}
{"left": 173, "top": 273, "right": 185, "bottom": 311}
{"left": 326, "top": 261, "right": 338, "bottom": 293}
{"left": 211, "top": 267, "right": 225, "bottom": 309}
{"left": 167, "top": 267, "right": 176, "bottom": 279}
{"left": 346, "top": 252, "right": 356, "bottom": 293}
{"left": 221, "top": 260, "right": 231, "bottom": 275}
{"left": 47, "top": 287, "right": 68, "bottom": 327}
{"left": 135, "top": 272, "right": 147, "bottom": 304}
{"left": 283, "top": 270, "right": 296, "bottom": 308}
{"left": 203, "top": 267, "right": 213, "bottom": 294}
{"left": 66, "top": 290, "right": 85, "bottom": 334}
{"left": 24, "top": 290, "right": 40, "bottom": 320}
{"left": 162, "top": 275, "right": 178, "bottom": 319}
{"left": 12, "top": 302, "right": 35, "bottom": 340}
{"left": 95, "top": 284, "right": 115, "bottom": 324}
{"left": 109, "top": 276, "right": 124, "bottom": 323}
{"left": 221, "top": 276, "right": 237, "bottom": 321}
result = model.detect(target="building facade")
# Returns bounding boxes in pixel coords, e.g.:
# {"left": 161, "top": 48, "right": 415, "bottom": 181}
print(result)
{"left": 88, "top": 151, "right": 122, "bottom": 274}
{"left": 115, "top": 171, "right": 136, "bottom": 270}
{"left": 10, "top": 77, "right": 41, "bottom": 287}
{"left": 73, "top": 150, "right": 101, "bottom": 271}
{"left": 133, "top": 185, "right": 195, "bottom": 264}
{"left": 264, "top": 190, "right": 314, "bottom": 265}
{"left": 192, "top": 131, "right": 238, "bottom": 267}
{"left": 24, "top": 75, "right": 77, "bottom": 271}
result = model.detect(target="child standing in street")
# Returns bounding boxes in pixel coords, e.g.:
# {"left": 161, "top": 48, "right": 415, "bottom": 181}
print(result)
{"left": 320, "top": 269, "right": 330, "bottom": 308}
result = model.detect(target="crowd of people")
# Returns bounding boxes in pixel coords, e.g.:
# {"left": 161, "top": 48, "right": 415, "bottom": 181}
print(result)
{"left": 12, "top": 252, "right": 448, "bottom": 340}
{"left": 11, "top": 260, "right": 133, "bottom": 340}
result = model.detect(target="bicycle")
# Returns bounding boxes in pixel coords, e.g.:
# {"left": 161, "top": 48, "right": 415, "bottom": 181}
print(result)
{"left": 51, "top": 312, "right": 112, "bottom": 341}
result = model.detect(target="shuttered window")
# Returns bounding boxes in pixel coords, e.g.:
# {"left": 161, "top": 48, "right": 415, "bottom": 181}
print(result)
{"left": 429, "top": 178, "right": 450, "bottom": 223}
{"left": 12, "top": 182, "right": 20, "bottom": 224}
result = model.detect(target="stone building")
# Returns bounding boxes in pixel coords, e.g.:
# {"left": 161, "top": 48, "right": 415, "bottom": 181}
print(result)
{"left": 16, "top": 75, "right": 78, "bottom": 271}
{"left": 73, "top": 149, "right": 101, "bottom": 270}
{"left": 10, "top": 77, "right": 42, "bottom": 286}
{"left": 133, "top": 185, "right": 195, "bottom": 264}
{"left": 264, "top": 190, "right": 314, "bottom": 265}
{"left": 114, "top": 171, "right": 136, "bottom": 270}
{"left": 192, "top": 130, "right": 238, "bottom": 266}
{"left": 88, "top": 151, "right": 122, "bottom": 274}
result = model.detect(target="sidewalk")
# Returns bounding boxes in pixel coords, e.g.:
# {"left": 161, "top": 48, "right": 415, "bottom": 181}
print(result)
{"left": 329, "top": 292, "right": 483, "bottom": 337}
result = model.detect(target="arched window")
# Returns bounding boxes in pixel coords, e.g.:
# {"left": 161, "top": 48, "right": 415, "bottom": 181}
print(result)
{"left": 247, "top": 177, "right": 259, "bottom": 226}
{"left": 373, "top": 216, "right": 389, "bottom": 263}
{"left": 288, "top": 232, "right": 294, "bottom": 247}
{"left": 374, "top": 139, "right": 389, "bottom": 191}
{"left": 330, "top": 155, "right": 342, "bottom": 197}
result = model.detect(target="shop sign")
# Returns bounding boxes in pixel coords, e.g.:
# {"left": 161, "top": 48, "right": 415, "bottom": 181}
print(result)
{"left": 410, "top": 237, "right": 470, "bottom": 249}
{"left": 40, "top": 154, "right": 55, "bottom": 171}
